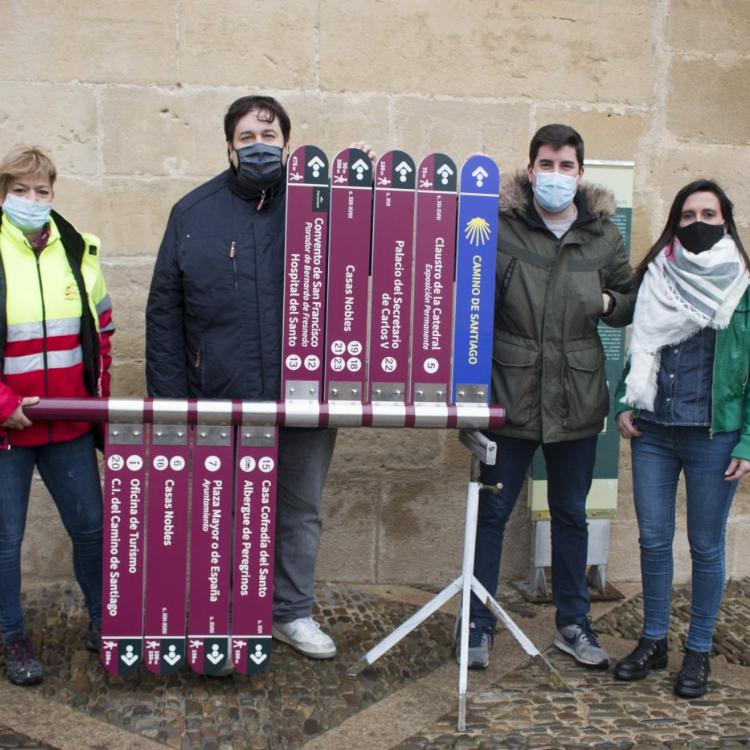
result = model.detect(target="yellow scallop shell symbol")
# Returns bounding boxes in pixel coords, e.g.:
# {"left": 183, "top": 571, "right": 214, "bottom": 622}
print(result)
{"left": 465, "top": 217, "right": 491, "bottom": 246}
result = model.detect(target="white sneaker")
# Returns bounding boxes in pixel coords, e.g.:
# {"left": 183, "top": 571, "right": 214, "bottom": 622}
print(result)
{"left": 272, "top": 617, "right": 336, "bottom": 659}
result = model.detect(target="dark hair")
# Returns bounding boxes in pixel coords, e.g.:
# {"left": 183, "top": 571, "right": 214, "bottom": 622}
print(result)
{"left": 634, "top": 179, "right": 750, "bottom": 285}
{"left": 223, "top": 96, "right": 291, "bottom": 144}
{"left": 528, "top": 124, "right": 584, "bottom": 168}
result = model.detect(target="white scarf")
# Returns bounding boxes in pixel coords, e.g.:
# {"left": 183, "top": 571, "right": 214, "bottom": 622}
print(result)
{"left": 623, "top": 235, "right": 750, "bottom": 410}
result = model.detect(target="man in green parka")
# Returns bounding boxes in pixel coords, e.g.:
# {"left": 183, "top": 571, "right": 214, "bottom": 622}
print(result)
{"left": 465, "top": 124, "right": 636, "bottom": 669}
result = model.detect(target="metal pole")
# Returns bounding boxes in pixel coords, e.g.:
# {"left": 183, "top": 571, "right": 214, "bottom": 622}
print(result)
{"left": 24, "top": 397, "right": 504, "bottom": 430}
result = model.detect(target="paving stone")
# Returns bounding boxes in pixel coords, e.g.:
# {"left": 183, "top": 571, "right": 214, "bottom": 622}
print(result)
{"left": 2, "top": 583, "right": 454, "bottom": 749}
{"left": 394, "top": 579, "right": 750, "bottom": 750}
{"left": 0, "top": 727, "right": 58, "bottom": 749}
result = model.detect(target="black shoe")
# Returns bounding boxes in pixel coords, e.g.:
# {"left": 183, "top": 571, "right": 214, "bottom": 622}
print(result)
{"left": 85, "top": 624, "right": 101, "bottom": 654}
{"left": 674, "top": 649, "right": 710, "bottom": 698}
{"left": 613, "top": 637, "right": 668, "bottom": 681}
{"left": 3, "top": 633, "right": 43, "bottom": 686}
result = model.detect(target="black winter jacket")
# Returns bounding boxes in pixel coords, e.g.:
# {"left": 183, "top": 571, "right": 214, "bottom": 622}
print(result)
{"left": 146, "top": 171, "right": 285, "bottom": 400}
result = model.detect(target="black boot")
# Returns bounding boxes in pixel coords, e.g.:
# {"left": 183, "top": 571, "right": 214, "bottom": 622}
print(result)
{"left": 674, "top": 649, "right": 710, "bottom": 698}
{"left": 3, "top": 633, "right": 43, "bottom": 686}
{"left": 613, "top": 637, "right": 668, "bottom": 681}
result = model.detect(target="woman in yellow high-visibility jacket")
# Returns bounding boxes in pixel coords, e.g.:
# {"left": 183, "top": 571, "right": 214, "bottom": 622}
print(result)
{"left": 0, "top": 145, "right": 114, "bottom": 686}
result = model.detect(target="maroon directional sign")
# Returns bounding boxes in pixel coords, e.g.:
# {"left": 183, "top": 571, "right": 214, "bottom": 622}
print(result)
{"left": 187, "top": 425, "right": 234, "bottom": 675}
{"left": 101, "top": 424, "right": 147, "bottom": 675}
{"left": 144, "top": 425, "right": 189, "bottom": 675}
{"left": 231, "top": 427, "right": 278, "bottom": 675}
{"left": 282, "top": 145, "right": 330, "bottom": 402}
{"left": 324, "top": 147, "right": 374, "bottom": 404}
{"left": 368, "top": 150, "right": 416, "bottom": 403}
{"left": 410, "top": 154, "right": 458, "bottom": 403}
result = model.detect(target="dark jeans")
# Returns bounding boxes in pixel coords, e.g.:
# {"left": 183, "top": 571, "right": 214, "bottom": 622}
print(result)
{"left": 631, "top": 420, "right": 739, "bottom": 651}
{"left": 0, "top": 432, "right": 103, "bottom": 638}
{"left": 471, "top": 434, "right": 597, "bottom": 631}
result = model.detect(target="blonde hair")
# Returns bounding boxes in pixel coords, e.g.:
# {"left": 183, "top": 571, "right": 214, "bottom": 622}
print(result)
{"left": 0, "top": 145, "right": 57, "bottom": 200}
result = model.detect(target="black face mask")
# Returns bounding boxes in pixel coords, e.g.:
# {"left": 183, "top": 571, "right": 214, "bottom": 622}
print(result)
{"left": 675, "top": 221, "right": 725, "bottom": 255}
{"left": 229, "top": 143, "right": 285, "bottom": 200}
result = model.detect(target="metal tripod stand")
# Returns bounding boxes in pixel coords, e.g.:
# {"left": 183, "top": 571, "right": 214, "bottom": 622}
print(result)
{"left": 347, "top": 429, "right": 566, "bottom": 730}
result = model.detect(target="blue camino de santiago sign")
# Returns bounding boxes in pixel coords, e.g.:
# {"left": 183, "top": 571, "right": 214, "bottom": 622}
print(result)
{"left": 451, "top": 155, "right": 500, "bottom": 404}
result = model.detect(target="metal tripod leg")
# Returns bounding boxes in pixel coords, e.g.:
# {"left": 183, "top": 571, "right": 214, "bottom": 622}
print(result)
{"left": 346, "top": 430, "right": 569, "bottom": 731}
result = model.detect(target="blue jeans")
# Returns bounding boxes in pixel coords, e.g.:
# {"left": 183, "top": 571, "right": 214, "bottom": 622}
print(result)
{"left": 0, "top": 432, "right": 103, "bottom": 638}
{"left": 273, "top": 427, "right": 337, "bottom": 623}
{"left": 631, "top": 421, "right": 739, "bottom": 652}
{"left": 471, "top": 434, "right": 597, "bottom": 631}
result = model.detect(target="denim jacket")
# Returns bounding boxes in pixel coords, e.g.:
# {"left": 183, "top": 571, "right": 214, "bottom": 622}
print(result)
{"left": 615, "top": 288, "right": 750, "bottom": 461}
{"left": 638, "top": 328, "right": 715, "bottom": 427}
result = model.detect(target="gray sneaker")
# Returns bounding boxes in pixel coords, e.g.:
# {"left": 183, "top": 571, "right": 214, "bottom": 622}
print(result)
{"left": 554, "top": 620, "right": 610, "bottom": 669}
{"left": 454, "top": 621, "right": 493, "bottom": 670}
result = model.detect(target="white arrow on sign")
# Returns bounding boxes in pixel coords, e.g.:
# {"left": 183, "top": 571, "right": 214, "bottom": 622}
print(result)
{"left": 472, "top": 166, "right": 489, "bottom": 187}
{"left": 436, "top": 164, "right": 454, "bottom": 185}
{"left": 394, "top": 161, "right": 413, "bottom": 183}
{"left": 307, "top": 155, "right": 325, "bottom": 178}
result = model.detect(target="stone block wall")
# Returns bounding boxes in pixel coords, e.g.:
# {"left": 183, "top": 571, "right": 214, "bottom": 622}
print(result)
{"left": 2, "top": 0, "right": 748, "bottom": 588}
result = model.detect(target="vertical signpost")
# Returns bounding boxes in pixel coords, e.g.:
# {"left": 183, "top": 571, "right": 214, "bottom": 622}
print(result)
{"left": 410, "top": 153, "right": 458, "bottom": 404}
{"left": 144, "top": 420, "right": 189, "bottom": 675}
{"left": 231, "top": 425, "right": 278, "bottom": 675}
{"left": 368, "top": 150, "right": 417, "bottom": 407}
{"left": 451, "top": 155, "right": 500, "bottom": 404}
{"left": 101, "top": 423, "right": 147, "bottom": 675}
{"left": 282, "top": 145, "right": 330, "bottom": 404}
{"left": 324, "top": 147, "right": 374, "bottom": 407}
{"left": 526, "top": 160, "right": 635, "bottom": 598}
{"left": 187, "top": 413, "right": 234, "bottom": 674}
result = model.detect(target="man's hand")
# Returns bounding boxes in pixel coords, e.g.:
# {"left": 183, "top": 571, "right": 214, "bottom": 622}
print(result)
{"left": 1, "top": 396, "right": 40, "bottom": 430}
{"left": 725, "top": 458, "right": 750, "bottom": 482}
{"left": 602, "top": 292, "right": 614, "bottom": 315}
{"left": 349, "top": 141, "right": 377, "bottom": 164}
{"left": 617, "top": 410, "right": 642, "bottom": 439}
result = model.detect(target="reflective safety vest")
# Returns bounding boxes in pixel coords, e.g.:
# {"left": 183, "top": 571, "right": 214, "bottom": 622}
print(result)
{"left": 0, "top": 210, "right": 114, "bottom": 447}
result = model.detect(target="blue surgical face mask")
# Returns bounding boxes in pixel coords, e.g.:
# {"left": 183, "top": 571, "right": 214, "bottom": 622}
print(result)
{"left": 532, "top": 170, "right": 578, "bottom": 214}
{"left": 2, "top": 193, "right": 53, "bottom": 232}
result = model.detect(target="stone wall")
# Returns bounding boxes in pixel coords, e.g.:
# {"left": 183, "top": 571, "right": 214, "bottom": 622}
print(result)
{"left": 3, "top": 0, "right": 749, "bottom": 588}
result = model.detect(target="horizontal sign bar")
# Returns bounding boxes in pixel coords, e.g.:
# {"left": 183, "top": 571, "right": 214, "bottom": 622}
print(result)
{"left": 25, "top": 397, "right": 504, "bottom": 430}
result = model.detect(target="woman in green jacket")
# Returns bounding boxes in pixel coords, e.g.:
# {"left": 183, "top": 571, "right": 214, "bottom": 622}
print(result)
{"left": 613, "top": 179, "right": 750, "bottom": 698}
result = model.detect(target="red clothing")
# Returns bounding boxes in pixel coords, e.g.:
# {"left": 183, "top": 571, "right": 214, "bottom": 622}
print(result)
{"left": 0, "top": 215, "right": 113, "bottom": 446}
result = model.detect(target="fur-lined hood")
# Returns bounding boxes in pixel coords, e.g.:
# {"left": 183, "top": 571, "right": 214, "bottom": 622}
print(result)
{"left": 499, "top": 169, "right": 616, "bottom": 220}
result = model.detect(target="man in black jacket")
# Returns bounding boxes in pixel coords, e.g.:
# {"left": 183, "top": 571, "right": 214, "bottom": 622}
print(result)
{"left": 146, "top": 96, "right": 341, "bottom": 659}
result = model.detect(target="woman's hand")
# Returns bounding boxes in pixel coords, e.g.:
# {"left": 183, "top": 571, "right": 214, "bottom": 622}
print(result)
{"left": 1, "top": 396, "right": 39, "bottom": 430}
{"left": 617, "top": 410, "right": 642, "bottom": 439}
{"left": 724, "top": 458, "right": 750, "bottom": 482}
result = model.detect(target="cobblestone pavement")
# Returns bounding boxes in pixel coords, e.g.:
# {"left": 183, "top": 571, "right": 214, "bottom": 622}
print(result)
{"left": 395, "top": 580, "right": 750, "bottom": 749}
{"left": 3, "top": 580, "right": 750, "bottom": 749}
{"left": 597, "top": 579, "right": 750, "bottom": 666}
{"left": 2, "top": 583, "right": 453, "bottom": 750}
{"left": 0, "top": 726, "right": 57, "bottom": 750}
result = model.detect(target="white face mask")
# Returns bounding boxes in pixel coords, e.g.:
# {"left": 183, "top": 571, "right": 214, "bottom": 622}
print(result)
{"left": 532, "top": 171, "right": 578, "bottom": 214}
{"left": 2, "top": 193, "right": 53, "bottom": 232}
